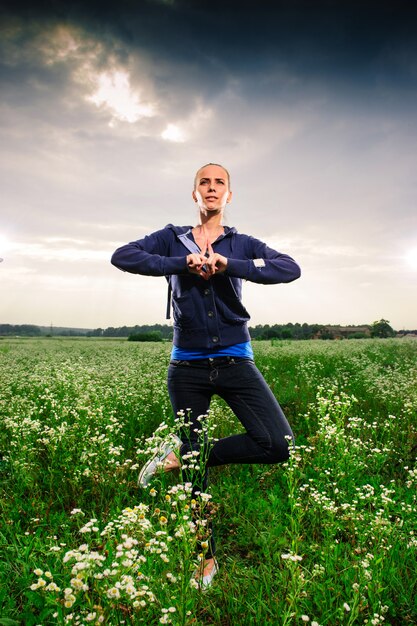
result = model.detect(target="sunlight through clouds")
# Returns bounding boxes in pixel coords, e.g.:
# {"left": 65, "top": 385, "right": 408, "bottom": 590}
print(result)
{"left": 31, "top": 24, "right": 157, "bottom": 126}
{"left": 160, "top": 105, "right": 212, "bottom": 143}
{"left": 88, "top": 70, "right": 156, "bottom": 123}
{"left": 0, "top": 234, "right": 11, "bottom": 256}
{"left": 161, "top": 123, "right": 186, "bottom": 142}
{"left": 405, "top": 247, "right": 417, "bottom": 270}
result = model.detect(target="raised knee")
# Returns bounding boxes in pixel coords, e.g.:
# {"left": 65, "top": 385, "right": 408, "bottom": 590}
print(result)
{"left": 267, "top": 436, "right": 292, "bottom": 463}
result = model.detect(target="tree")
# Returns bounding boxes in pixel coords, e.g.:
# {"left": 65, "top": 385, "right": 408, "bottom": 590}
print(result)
{"left": 128, "top": 331, "right": 163, "bottom": 342}
{"left": 370, "top": 319, "right": 395, "bottom": 338}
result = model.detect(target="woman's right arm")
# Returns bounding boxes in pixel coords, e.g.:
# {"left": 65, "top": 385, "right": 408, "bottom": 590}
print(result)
{"left": 111, "top": 228, "right": 188, "bottom": 277}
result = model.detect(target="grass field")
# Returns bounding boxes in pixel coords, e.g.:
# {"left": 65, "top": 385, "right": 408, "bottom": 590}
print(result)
{"left": 0, "top": 337, "right": 416, "bottom": 625}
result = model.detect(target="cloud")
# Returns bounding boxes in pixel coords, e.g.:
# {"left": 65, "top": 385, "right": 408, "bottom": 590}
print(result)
{"left": 3, "top": 236, "right": 110, "bottom": 265}
{"left": 30, "top": 25, "right": 159, "bottom": 125}
{"left": 161, "top": 123, "right": 185, "bottom": 142}
{"left": 87, "top": 70, "right": 156, "bottom": 124}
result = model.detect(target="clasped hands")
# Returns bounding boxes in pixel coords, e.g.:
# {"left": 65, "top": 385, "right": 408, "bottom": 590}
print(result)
{"left": 187, "top": 242, "right": 227, "bottom": 280}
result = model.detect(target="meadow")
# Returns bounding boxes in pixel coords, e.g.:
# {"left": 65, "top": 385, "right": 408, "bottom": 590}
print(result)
{"left": 0, "top": 337, "right": 416, "bottom": 626}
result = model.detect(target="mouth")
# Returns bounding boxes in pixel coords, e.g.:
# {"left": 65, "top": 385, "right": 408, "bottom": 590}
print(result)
{"left": 205, "top": 196, "right": 218, "bottom": 201}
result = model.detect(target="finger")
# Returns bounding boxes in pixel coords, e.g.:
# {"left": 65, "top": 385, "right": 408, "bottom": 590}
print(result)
{"left": 188, "top": 255, "right": 205, "bottom": 268}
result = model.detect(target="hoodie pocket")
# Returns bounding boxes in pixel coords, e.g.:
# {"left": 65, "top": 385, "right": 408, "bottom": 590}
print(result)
{"left": 217, "top": 295, "right": 250, "bottom": 324}
{"left": 172, "top": 294, "right": 196, "bottom": 327}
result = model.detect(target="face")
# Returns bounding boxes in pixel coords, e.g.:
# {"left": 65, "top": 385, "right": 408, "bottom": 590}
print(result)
{"left": 192, "top": 164, "right": 232, "bottom": 213}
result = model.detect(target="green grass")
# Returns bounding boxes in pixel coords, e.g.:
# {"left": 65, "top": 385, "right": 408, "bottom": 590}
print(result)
{"left": 0, "top": 337, "right": 416, "bottom": 625}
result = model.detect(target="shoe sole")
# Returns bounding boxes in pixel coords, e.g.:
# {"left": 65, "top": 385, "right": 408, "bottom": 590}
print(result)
{"left": 138, "top": 435, "right": 182, "bottom": 487}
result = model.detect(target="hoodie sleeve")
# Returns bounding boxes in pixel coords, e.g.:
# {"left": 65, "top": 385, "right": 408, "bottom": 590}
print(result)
{"left": 225, "top": 235, "right": 301, "bottom": 284}
{"left": 111, "top": 228, "right": 188, "bottom": 276}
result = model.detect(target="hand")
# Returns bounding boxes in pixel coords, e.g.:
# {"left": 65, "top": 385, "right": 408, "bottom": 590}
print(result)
{"left": 205, "top": 243, "right": 228, "bottom": 277}
{"left": 186, "top": 253, "right": 209, "bottom": 279}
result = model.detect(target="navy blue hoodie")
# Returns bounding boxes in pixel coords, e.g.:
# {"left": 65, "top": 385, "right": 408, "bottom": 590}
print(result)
{"left": 111, "top": 224, "right": 301, "bottom": 349}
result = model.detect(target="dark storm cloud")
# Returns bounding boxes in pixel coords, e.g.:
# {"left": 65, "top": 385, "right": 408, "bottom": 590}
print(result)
{"left": 2, "top": 0, "right": 417, "bottom": 88}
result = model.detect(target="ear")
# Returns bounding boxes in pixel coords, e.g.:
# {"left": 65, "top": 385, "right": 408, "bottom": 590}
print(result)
{"left": 226, "top": 191, "right": 233, "bottom": 204}
{"left": 192, "top": 190, "right": 198, "bottom": 203}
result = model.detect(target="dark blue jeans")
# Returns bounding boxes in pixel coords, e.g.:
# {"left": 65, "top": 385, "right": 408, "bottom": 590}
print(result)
{"left": 167, "top": 356, "right": 294, "bottom": 558}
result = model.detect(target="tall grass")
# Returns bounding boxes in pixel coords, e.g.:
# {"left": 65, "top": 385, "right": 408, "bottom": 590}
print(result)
{"left": 0, "top": 337, "right": 416, "bottom": 624}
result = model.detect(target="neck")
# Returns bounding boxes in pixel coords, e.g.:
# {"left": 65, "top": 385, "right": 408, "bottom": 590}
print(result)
{"left": 198, "top": 212, "right": 224, "bottom": 232}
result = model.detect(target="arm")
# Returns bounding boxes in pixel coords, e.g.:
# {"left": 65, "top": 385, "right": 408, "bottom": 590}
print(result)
{"left": 224, "top": 236, "right": 301, "bottom": 285}
{"left": 111, "top": 228, "right": 188, "bottom": 276}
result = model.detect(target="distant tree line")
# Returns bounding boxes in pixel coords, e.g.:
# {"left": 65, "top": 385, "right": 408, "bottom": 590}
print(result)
{"left": 250, "top": 320, "right": 398, "bottom": 340}
{"left": 0, "top": 320, "right": 408, "bottom": 340}
{"left": 86, "top": 324, "right": 174, "bottom": 339}
{"left": 0, "top": 324, "right": 43, "bottom": 336}
{"left": 250, "top": 323, "right": 325, "bottom": 340}
{"left": 127, "top": 331, "right": 164, "bottom": 342}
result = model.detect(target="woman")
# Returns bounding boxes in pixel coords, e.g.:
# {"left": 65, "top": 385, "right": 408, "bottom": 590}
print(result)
{"left": 111, "top": 163, "right": 301, "bottom": 587}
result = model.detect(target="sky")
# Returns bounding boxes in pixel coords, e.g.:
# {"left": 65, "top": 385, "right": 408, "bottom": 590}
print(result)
{"left": 1, "top": 0, "right": 417, "bottom": 331}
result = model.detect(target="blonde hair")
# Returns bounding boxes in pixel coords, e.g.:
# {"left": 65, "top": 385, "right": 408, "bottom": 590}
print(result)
{"left": 194, "top": 163, "right": 231, "bottom": 190}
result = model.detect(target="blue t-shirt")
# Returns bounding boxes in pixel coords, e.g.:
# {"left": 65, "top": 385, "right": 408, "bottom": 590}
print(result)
{"left": 171, "top": 341, "right": 254, "bottom": 360}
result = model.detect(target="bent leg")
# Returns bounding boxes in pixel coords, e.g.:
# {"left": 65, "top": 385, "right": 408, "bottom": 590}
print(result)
{"left": 208, "top": 360, "right": 294, "bottom": 467}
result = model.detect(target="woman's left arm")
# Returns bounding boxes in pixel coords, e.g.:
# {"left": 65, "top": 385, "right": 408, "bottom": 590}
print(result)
{"left": 224, "top": 236, "right": 301, "bottom": 285}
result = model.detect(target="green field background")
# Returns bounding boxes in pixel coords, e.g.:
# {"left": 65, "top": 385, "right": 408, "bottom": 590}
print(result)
{"left": 1, "top": 338, "right": 416, "bottom": 625}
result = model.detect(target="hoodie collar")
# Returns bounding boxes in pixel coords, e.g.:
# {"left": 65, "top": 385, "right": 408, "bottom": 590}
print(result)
{"left": 165, "top": 223, "right": 237, "bottom": 238}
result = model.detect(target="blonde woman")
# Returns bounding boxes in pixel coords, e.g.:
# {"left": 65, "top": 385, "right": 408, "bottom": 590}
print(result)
{"left": 111, "top": 163, "right": 301, "bottom": 587}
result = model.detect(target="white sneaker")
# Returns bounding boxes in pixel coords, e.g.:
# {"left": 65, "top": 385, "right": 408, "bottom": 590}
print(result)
{"left": 138, "top": 434, "right": 182, "bottom": 487}
{"left": 193, "top": 558, "right": 219, "bottom": 591}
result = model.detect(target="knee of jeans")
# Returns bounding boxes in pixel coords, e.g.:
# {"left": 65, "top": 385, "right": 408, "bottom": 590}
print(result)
{"left": 267, "top": 435, "right": 293, "bottom": 463}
